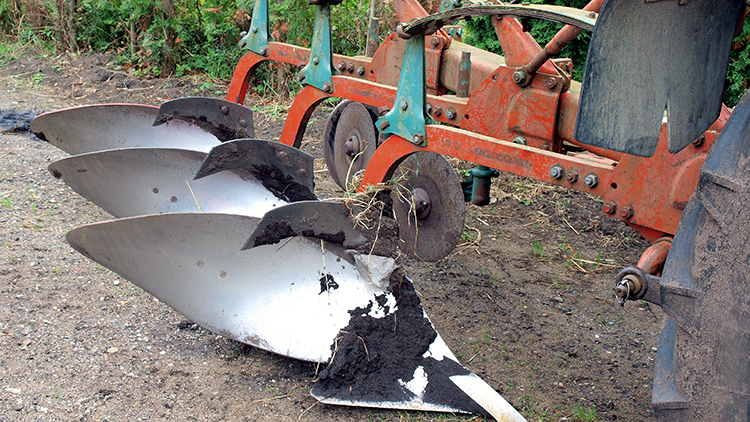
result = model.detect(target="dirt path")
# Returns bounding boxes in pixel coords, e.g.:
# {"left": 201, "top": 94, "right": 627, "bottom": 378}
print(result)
{"left": 0, "top": 52, "right": 661, "bottom": 421}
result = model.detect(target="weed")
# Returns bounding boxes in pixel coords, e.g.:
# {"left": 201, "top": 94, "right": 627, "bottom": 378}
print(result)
{"left": 532, "top": 239, "right": 545, "bottom": 259}
{"left": 461, "top": 226, "right": 477, "bottom": 243}
{"left": 573, "top": 403, "right": 597, "bottom": 422}
{"left": 31, "top": 72, "right": 44, "bottom": 86}
{"left": 550, "top": 276, "right": 570, "bottom": 290}
{"left": 2, "top": 196, "right": 11, "bottom": 208}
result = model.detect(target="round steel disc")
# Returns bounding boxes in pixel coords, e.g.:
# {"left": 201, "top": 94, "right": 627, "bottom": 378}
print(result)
{"left": 323, "top": 101, "right": 379, "bottom": 190}
{"left": 392, "top": 152, "right": 465, "bottom": 262}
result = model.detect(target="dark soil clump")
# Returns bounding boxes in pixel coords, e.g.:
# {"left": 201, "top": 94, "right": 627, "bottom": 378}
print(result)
{"left": 312, "top": 268, "right": 487, "bottom": 416}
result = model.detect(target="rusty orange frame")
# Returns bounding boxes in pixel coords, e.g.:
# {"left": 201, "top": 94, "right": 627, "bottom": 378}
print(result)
{"left": 224, "top": 0, "right": 729, "bottom": 245}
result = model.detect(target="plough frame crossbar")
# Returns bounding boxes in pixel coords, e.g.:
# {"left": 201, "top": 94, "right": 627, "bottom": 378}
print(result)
{"left": 226, "top": 0, "right": 727, "bottom": 244}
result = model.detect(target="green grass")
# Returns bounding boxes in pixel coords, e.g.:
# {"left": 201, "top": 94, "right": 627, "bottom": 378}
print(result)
{"left": 573, "top": 402, "right": 597, "bottom": 422}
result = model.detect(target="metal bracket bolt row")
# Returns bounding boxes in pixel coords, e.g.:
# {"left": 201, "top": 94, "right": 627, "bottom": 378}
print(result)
{"left": 550, "top": 164, "right": 599, "bottom": 188}
{"left": 426, "top": 104, "right": 457, "bottom": 120}
{"left": 603, "top": 201, "right": 634, "bottom": 219}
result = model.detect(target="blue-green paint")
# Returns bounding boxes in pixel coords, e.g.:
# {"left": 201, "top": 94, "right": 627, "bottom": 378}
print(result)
{"left": 376, "top": 36, "right": 430, "bottom": 146}
{"left": 297, "top": 4, "right": 335, "bottom": 93}
{"left": 238, "top": 0, "right": 272, "bottom": 56}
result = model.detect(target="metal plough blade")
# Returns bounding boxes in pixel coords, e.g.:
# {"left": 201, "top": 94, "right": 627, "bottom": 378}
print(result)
{"left": 244, "top": 201, "right": 367, "bottom": 250}
{"left": 195, "top": 138, "right": 316, "bottom": 202}
{"left": 153, "top": 97, "right": 255, "bottom": 141}
{"left": 67, "top": 212, "right": 526, "bottom": 420}
{"left": 31, "top": 103, "right": 220, "bottom": 155}
{"left": 66, "top": 213, "right": 379, "bottom": 363}
{"left": 48, "top": 147, "right": 287, "bottom": 218}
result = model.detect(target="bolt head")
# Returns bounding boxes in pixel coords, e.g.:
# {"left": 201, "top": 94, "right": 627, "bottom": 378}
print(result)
{"left": 356, "top": 66, "right": 365, "bottom": 75}
{"left": 446, "top": 109, "right": 456, "bottom": 119}
{"left": 399, "top": 101, "right": 408, "bottom": 110}
{"left": 584, "top": 174, "right": 599, "bottom": 188}
{"left": 251, "top": 25, "right": 258, "bottom": 33}
{"left": 545, "top": 77, "right": 558, "bottom": 90}
{"left": 259, "top": 48, "right": 268, "bottom": 56}
{"left": 412, "top": 134, "right": 425, "bottom": 144}
{"left": 337, "top": 62, "right": 345, "bottom": 70}
{"left": 321, "top": 83, "right": 331, "bottom": 92}
{"left": 566, "top": 171, "right": 578, "bottom": 183}
{"left": 239, "top": 119, "right": 248, "bottom": 128}
{"left": 430, "top": 37, "right": 440, "bottom": 47}
{"left": 603, "top": 201, "right": 617, "bottom": 215}
{"left": 512, "top": 70, "right": 527, "bottom": 85}
{"left": 620, "top": 206, "right": 634, "bottom": 219}
{"left": 220, "top": 105, "right": 229, "bottom": 115}
{"left": 512, "top": 136, "right": 527, "bottom": 146}
{"left": 550, "top": 165, "right": 564, "bottom": 179}
{"left": 312, "top": 57, "right": 319, "bottom": 65}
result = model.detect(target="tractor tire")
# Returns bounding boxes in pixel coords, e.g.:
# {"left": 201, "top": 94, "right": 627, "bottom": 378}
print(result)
{"left": 653, "top": 90, "right": 750, "bottom": 421}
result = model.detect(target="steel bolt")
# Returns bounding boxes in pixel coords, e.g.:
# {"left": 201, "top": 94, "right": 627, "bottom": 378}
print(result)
{"left": 321, "top": 82, "right": 331, "bottom": 92}
{"left": 446, "top": 108, "right": 456, "bottom": 119}
{"left": 603, "top": 201, "right": 617, "bottom": 215}
{"left": 378, "top": 120, "right": 390, "bottom": 130}
{"left": 297, "top": 74, "right": 306, "bottom": 83}
{"left": 433, "top": 106, "right": 443, "bottom": 117}
{"left": 220, "top": 105, "right": 229, "bottom": 115}
{"left": 240, "top": 31, "right": 247, "bottom": 37}
{"left": 512, "top": 69, "right": 528, "bottom": 85}
{"left": 259, "top": 47, "right": 268, "bottom": 56}
{"left": 251, "top": 25, "right": 258, "bottom": 33}
{"left": 588, "top": 11, "right": 596, "bottom": 18}
{"left": 550, "top": 165, "right": 564, "bottom": 180}
{"left": 412, "top": 134, "right": 425, "bottom": 144}
{"left": 545, "top": 76, "right": 558, "bottom": 90}
{"left": 400, "top": 101, "right": 409, "bottom": 110}
{"left": 356, "top": 66, "right": 365, "bottom": 75}
{"left": 239, "top": 119, "right": 248, "bottom": 128}
{"left": 276, "top": 150, "right": 287, "bottom": 160}
{"left": 620, "top": 205, "right": 634, "bottom": 219}
{"left": 584, "top": 173, "right": 599, "bottom": 188}
{"left": 312, "top": 57, "right": 319, "bottom": 65}
{"left": 693, "top": 135, "right": 705, "bottom": 147}
{"left": 430, "top": 36, "right": 440, "bottom": 47}
{"left": 337, "top": 62, "right": 345, "bottom": 71}
{"left": 512, "top": 136, "right": 527, "bottom": 146}
{"left": 297, "top": 168, "right": 308, "bottom": 178}
{"left": 566, "top": 170, "right": 578, "bottom": 183}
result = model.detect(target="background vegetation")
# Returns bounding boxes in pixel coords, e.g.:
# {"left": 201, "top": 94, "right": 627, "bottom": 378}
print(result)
{"left": 0, "top": 0, "right": 747, "bottom": 105}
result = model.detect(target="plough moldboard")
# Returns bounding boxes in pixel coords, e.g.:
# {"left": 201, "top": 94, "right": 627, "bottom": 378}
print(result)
{"left": 29, "top": 0, "right": 750, "bottom": 420}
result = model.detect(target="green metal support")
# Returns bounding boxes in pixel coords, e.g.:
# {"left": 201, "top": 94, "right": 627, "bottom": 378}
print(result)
{"left": 297, "top": 4, "right": 335, "bottom": 93}
{"left": 238, "top": 0, "right": 272, "bottom": 56}
{"left": 376, "top": 35, "right": 430, "bottom": 146}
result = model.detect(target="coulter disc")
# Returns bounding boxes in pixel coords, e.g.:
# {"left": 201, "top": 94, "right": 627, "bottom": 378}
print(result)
{"left": 323, "top": 101, "right": 379, "bottom": 190}
{"left": 391, "top": 152, "right": 465, "bottom": 262}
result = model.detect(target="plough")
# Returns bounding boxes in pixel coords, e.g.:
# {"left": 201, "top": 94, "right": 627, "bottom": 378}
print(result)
{"left": 29, "top": 0, "right": 750, "bottom": 420}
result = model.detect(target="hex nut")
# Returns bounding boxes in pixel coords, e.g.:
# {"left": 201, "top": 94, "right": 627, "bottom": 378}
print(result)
{"left": 584, "top": 173, "right": 599, "bottom": 188}
{"left": 550, "top": 165, "right": 564, "bottom": 180}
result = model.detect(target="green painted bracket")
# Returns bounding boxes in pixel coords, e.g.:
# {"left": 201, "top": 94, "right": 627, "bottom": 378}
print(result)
{"left": 297, "top": 4, "right": 335, "bottom": 93}
{"left": 238, "top": 0, "right": 272, "bottom": 56}
{"left": 376, "top": 36, "right": 431, "bottom": 146}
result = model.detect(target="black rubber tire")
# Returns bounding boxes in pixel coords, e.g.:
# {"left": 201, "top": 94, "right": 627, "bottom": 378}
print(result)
{"left": 653, "top": 90, "right": 750, "bottom": 421}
